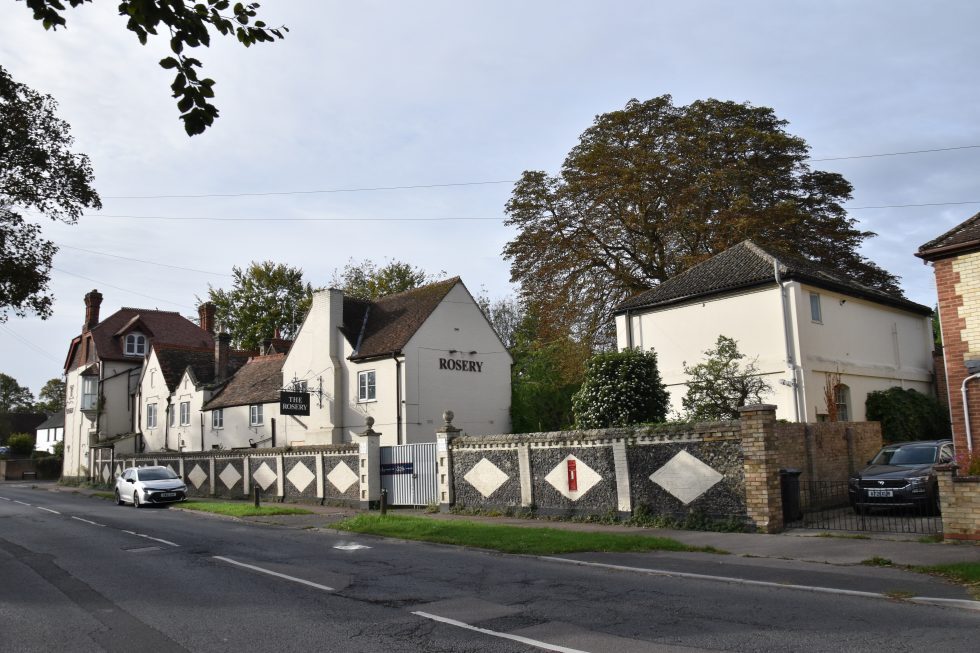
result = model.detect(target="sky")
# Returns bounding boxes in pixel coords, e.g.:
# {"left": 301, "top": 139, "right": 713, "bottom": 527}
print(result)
{"left": 2, "top": 1, "right": 979, "bottom": 398}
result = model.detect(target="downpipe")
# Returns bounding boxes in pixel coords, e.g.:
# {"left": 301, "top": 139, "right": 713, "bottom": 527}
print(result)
{"left": 960, "top": 373, "right": 979, "bottom": 454}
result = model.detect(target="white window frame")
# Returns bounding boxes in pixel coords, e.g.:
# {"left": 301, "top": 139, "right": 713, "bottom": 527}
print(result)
{"left": 146, "top": 403, "right": 157, "bottom": 429}
{"left": 249, "top": 404, "right": 263, "bottom": 426}
{"left": 125, "top": 333, "right": 147, "bottom": 356}
{"left": 358, "top": 370, "right": 376, "bottom": 402}
{"left": 809, "top": 292, "right": 822, "bottom": 323}
{"left": 212, "top": 409, "right": 224, "bottom": 429}
{"left": 81, "top": 376, "right": 98, "bottom": 410}
{"left": 179, "top": 401, "right": 190, "bottom": 426}
{"left": 834, "top": 384, "right": 851, "bottom": 422}
{"left": 169, "top": 406, "right": 176, "bottom": 427}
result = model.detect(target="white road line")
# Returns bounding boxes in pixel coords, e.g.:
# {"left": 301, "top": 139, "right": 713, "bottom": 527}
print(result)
{"left": 541, "top": 557, "right": 980, "bottom": 613}
{"left": 0, "top": 496, "right": 10, "bottom": 501}
{"left": 37, "top": 507, "right": 60, "bottom": 515}
{"left": 136, "top": 533, "right": 179, "bottom": 547}
{"left": 213, "top": 556, "right": 335, "bottom": 592}
{"left": 13, "top": 500, "right": 30, "bottom": 506}
{"left": 71, "top": 516, "right": 106, "bottom": 527}
{"left": 412, "top": 611, "right": 590, "bottom": 653}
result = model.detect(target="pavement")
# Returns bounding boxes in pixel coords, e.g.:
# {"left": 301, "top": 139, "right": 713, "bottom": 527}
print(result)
{"left": 35, "top": 480, "right": 979, "bottom": 569}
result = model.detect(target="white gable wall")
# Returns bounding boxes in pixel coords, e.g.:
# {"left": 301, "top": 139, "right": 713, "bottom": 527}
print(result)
{"left": 616, "top": 286, "right": 795, "bottom": 420}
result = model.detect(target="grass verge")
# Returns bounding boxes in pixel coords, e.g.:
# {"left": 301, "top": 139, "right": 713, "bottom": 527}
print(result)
{"left": 179, "top": 501, "right": 313, "bottom": 518}
{"left": 92, "top": 492, "right": 115, "bottom": 501}
{"left": 915, "top": 562, "right": 980, "bottom": 600}
{"left": 334, "top": 514, "right": 726, "bottom": 555}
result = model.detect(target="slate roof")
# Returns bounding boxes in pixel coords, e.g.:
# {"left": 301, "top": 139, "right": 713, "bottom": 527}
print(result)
{"left": 916, "top": 212, "right": 980, "bottom": 261}
{"left": 36, "top": 412, "right": 64, "bottom": 430}
{"left": 65, "top": 307, "right": 213, "bottom": 371}
{"left": 202, "top": 354, "right": 285, "bottom": 410}
{"left": 616, "top": 240, "right": 931, "bottom": 316}
{"left": 346, "top": 277, "right": 460, "bottom": 361}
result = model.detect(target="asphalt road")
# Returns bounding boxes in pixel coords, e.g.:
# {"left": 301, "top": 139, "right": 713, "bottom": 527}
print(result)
{"left": 1, "top": 483, "right": 977, "bottom": 652}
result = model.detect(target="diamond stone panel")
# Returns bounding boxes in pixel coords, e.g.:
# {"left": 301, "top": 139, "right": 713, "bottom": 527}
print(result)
{"left": 252, "top": 462, "right": 278, "bottom": 491}
{"left": 219, "top": 463, "right": 242, "bottom": 489}
{"left": 187, "top": 464, "right": 208, "bottom": 489}
{"left": 544, "top": 455, "right": 602, "bottom": 501}
{"left": 649, "top": 450, "right": 723, "bottom": 505}
{"left": 326, "top": 461, "right": 358, "bottom": 493}
{"left": 101, "top": 464, "right": 110, "bottom": 483}
{"left": 287, "top": 461, "right": 315, "bottom": 493}
{"left": 463, "top": 458, "right": 509, "bottom": 499}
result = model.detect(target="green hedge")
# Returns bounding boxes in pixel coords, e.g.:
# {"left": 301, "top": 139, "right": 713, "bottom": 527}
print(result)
{"left": 865, "top": 387, "right": 951, "bottom": 443}
{"left": 572, "top": 349, "right": 669, "bottom": 428}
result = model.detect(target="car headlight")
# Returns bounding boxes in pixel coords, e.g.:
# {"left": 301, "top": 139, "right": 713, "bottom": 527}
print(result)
{"left": 909, "top": 475, "right": 930, "bottom": 492}
{"left": 848, "top": 477, "right": 860, "bottom": 488}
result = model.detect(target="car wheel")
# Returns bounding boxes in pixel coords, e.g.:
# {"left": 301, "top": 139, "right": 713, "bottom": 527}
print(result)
{"left": 133, "top": 492, "right": 141, "bottom": 509}
{"left": 115, "top": 490, "right": 124, "bottom": 506}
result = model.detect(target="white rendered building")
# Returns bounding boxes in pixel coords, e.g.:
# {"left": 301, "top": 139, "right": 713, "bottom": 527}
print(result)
{"left": 615, "top": 241, "right": 935, "bottom": 422}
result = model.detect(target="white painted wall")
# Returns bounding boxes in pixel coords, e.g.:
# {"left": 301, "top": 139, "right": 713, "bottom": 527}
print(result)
{"left": 791, "top": 283, "right": 934, "bottom": 421}
{"left": 203, "top": 402, "right": 281, "bottom": 450}
{"left": 36, "top": 426, "right": 64, "bottom": 454}
{"left": 615, "top": 281, "right": 934, "bottom": 423}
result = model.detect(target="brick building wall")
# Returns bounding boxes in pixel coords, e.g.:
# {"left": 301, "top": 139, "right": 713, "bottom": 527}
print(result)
{"left": 932, "top": 255, "right": 980, "bottom": 454}
{"left": 773, "top": 422, "right": 881, "bottom": 484}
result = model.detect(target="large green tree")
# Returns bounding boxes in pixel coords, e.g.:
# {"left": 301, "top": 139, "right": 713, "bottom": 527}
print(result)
{"left": 1, "top": 65, "right": 100, "bottom": 322}
{"left": 35, "top": 377, "right": 66, "bottom": 414}
{"left": 20, "top": 0, "right": 287, "bottom": 136}
{"left": 331, "top": 259, "right": 442, "bottom": 301}
{"left": 504, "top": 96, "right": 900, "bottom": 349}
{"left": 0, "top": 373, "right": 35, "bottom": 412}
{"left": 206, "top": 261, "right": 312, "bottom": 351}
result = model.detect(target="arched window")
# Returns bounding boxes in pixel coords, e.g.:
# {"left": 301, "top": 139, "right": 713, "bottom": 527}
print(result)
{"left": 834, "top": 384, "right": 851, "bottom": 422}
{"left": 125, "top": 333, "right": 146, "bottom": 356}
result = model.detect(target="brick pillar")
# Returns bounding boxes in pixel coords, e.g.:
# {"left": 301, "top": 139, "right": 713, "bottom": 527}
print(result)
{"left": 436, "top": 410, "right": 461, "bottom": 512}
{"left": 932, "top": 257, "right": 973, "bottom": 455}
{"left": 738, "top": 404, "right": 784, "bottom": 533}
{"left": 356, "top": 417, "right": 381, "bottom": 509}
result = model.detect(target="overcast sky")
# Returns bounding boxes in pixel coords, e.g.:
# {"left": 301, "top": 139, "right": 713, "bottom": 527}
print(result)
{"left": 2, "top": 1, "right": 979, "bottom": 398}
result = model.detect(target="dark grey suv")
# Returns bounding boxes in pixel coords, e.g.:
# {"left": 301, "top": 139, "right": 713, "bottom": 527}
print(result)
{"left": 847, "top": 440, "right": 953, "bottom": 515}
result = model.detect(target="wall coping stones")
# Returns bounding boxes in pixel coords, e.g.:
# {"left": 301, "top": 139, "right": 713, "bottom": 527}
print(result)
{"left": 451, "top": 421, "right": 740, "bottom": 448}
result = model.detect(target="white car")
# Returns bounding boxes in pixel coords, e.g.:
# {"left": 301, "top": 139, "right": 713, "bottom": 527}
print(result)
{"left": 114, "top": 466, "right": 188, "bottom": 507}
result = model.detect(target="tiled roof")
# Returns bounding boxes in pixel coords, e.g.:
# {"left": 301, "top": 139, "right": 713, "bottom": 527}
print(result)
{"left": 155, "top": 346, "right": 214, "bottom": 391}
{"left": 917, "top": 212, "right": 980, "bottom": 261}
{"left": 202, "top": 354, "right": 285, "bottom": 410}
{"left": 36, "top": 412, "right": 64, "bottom": 430}
{"left": 347, "top": 277, "right": 460, "bottom": 361}
{"left": 616, "top": 240, "right": 931, "bottom": 316}
{"left": 71, "top": 307, "right": 213, "bottom": 368}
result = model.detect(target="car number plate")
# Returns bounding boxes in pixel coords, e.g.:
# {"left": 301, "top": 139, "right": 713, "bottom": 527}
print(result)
{"left": 867, "top": 489, "right": 892, "bottom": 498}
{"left": 160, "top": 492, "right": 176, "bottom": 497}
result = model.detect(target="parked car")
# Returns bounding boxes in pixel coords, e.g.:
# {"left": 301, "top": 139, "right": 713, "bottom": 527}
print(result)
{"left": 114, "top": 466, "right": 187, "bottom": 507}
{"left": 847, "top": 440, "right": 953, "bottom": 515}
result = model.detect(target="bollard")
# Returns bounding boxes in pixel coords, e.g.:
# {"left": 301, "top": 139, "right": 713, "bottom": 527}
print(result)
{"left": 380, "top": 488, "right": 387, "bottom": 515}
{"left": 254, "top": 485, "right": 260, "bottom": 508}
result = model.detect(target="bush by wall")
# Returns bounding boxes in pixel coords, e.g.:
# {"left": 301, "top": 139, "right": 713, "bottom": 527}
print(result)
{"left": 572, "top": 349, "right": 669, "bottom": 428}
{"left": 7, "top": 433, "right": 35, "bottom": 457}
{"left": 865, "top": 387, "right": 951, "bottom": 443}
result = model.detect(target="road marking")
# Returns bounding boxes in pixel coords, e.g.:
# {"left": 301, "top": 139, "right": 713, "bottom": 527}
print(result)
{"left": 541, "top": 557, "right": 980, "bottom": 612}
{"left": 71, "top": 516, "right": 106, "bottom": 527}
{"left": 334, "top": 543, "right": 371, "bottom": 550}
{"left": 412, "top": 611, "right": 590, "bottom": 653}
{"left": 0, "top": 496, "right": 10, "bottom": 501}
{"left": 136, "top": 533, "right": 179, "bottom": 547}
{"left": 13, "top": 500, "right": 30, "bottom": 506}
{"left": 37, "top": 507, "right": 60, "bottom": 515}
{"left": 213, "top": 556, "right": 335, "bottom": 592}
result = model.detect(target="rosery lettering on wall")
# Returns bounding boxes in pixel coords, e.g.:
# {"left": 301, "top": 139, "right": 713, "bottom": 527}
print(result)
{"left": 438, "top": 357, "right": 483, "bottom": 373}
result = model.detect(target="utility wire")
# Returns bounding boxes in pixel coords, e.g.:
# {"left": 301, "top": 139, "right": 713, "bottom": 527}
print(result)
{"left": 52, "top": 267, "right": 194, "bottom": 310}
{"left": 57, "top": 244, "right": 232, "bottom": 276}
{"left": 0, "top": 325, "right": 63, "bottom": 364}
{"left": 93, "top": 144, "right": 980, "bottom": 200}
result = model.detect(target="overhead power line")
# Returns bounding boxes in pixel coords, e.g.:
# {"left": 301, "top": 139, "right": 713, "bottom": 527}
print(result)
{"left": 52, "top": 267, "right": 194, "bottom": 310}
{"left": 0, "top": 325, "right": 63, "bottom": 365}
{"left": 93, "top": 144, "right": 980, "bottom": 200}
{"left": 57, "top": 244, "right": 232, "bottom": 276}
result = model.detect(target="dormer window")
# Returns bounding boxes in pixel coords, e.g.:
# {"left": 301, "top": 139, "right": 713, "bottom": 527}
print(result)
{"left": 125, "top": 333, "right": 147, "bottom": 356}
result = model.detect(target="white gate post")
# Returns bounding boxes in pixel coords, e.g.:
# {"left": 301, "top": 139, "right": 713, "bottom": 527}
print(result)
{"left": 436, "top": 410, "right": 461, "bottom": 512}
{"left": 357, "top": 417, "right": 382, "bottom": 509}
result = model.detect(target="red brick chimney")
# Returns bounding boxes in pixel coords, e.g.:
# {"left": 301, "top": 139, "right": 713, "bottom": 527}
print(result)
{"left": 198, "top": 302, "right": 216, "bottom": 334}
{"left": 215, "top": 332, "right": 231, "bottom": 381}
{"left": 83, "top": 289, "right": 103, "bottom": 332}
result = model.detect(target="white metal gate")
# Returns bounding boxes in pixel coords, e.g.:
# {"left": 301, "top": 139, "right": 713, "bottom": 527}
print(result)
{"left": 380, "top": 443, "right": 438, "bottom": 506}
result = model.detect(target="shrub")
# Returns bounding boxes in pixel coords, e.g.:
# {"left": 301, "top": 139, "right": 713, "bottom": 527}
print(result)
{"left": 956, "top": 450, "right": 980, "bottom": 476}
{"left": 864, "top": 387, "right": 951, "bottom": 443}
{"left": 6, "top": 433, "right": 35, "bottom": 457}
{"left": 34, "top": 455, "right": 62, "bottom": 479}
{"left": 572, "top": 349, "right": 669, "bottom": 428}
{"left": 682, "top": 335, "right": 772, "bottom": 420}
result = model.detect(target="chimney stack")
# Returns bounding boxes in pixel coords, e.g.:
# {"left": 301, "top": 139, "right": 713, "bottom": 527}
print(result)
{"left": 215, "top": 332, "right": 231, "bottom": 381}
{"left": 198, "top": 302, "right": 216, "bottom": 333}
{"left": 83, "top": 289, "right": 103, "bottom": 332}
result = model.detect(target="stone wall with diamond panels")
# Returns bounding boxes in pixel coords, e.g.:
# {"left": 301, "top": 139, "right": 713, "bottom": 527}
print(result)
{"left": 451, "top": 446, "right": 523, "bottom": 508}
{"left": 126, "top": 445, "right": 360, "bottom": 505}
